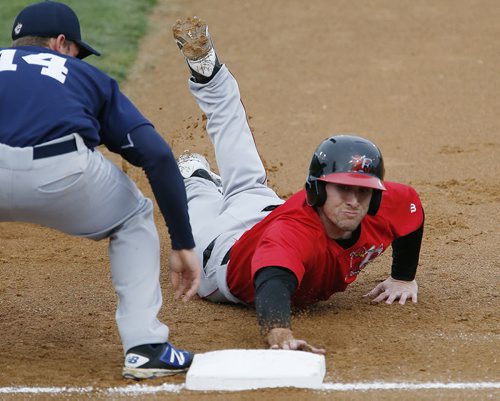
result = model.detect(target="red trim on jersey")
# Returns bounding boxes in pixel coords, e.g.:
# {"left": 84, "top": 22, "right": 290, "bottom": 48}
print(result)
{"left": 226, "top": 182, "right": 423, "bottom": 306}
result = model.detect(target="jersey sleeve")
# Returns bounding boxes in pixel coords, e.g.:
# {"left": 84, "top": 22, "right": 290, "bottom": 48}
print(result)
{"left": 381, "top": 182, "right": 424, "bottom": 238}
{"left": 391, "top": 221, "right": 424, "bottom": 280}
{"left": 97, "top": 77, "right": 152, "bottom": 152}
{"left": 251, "top": 218, "right": 317, "bottom": 284}
{"left": 119, "top": 126, "right": 195, "bottom": 250}
{"left": 379, "top": 182, "right": 424, "bottom": 281}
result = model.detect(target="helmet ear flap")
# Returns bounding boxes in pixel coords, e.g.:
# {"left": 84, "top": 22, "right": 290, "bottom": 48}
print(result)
{"left": 306, "top": 179, "right": 327, "bottom": 207}
{"left": 367, "top": 190, "right": 382, "bottom": 216}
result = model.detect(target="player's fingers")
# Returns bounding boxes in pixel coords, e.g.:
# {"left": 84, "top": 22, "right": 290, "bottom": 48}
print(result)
{"left": 411, "top": 292, "right": 418, "bottom": 303}
{"left": 290, "top": 340, "right": 326, "bottom": 355}
{"left": 311, "top": 347, "right": 326, "bottom": 355}
{"left": 170, "top": 271, "right": 180, "bottom": 291}
{"left": 371, "top": 291, "right": 389, "bottom": 303}
{"left": 183, "top": 280, "right": 199, "bottom": 299}
{"left": 399, "top": 292, "right": 408, "bottom": 305}
{"left": 182, "top": 275, "right": 200, "bottom": 302}
{"left": 284, "top": 340, "right": 304, "bottom": 351}
{"left": 180, "top": 265, "right": 201, "bottom": 302}
{"left": 302, "top": 343, "right": 326, "bottom": 355}
{"left": 173, "top": 275, "right": 187, "bottom": 300}
{"left": 363, "top": 284, "right": 383, "bottom": 298}
{"left": 385, "top": 292, "right": 399, "bottom": 304}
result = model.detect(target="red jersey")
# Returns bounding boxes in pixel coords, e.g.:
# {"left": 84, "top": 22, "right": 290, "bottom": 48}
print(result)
{"left": 226, "top": 181, "right": 423, "bottom": 306}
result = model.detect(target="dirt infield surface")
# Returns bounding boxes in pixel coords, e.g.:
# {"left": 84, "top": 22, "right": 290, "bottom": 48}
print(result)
{"left": 1, "top": 0, "right": 499, "bottom": 399}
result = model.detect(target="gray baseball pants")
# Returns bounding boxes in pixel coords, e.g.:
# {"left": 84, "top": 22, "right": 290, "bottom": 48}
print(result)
{"left": 0, "top": 134, "right": 168, "bottom": 353}
{"left": 185, "top": 66, "right": 284, "bottom": 303}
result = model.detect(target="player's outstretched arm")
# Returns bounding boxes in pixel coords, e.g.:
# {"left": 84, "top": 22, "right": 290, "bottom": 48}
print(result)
{"left": 364, "top": 276, "right": 418, "bottom": 304}
{"left": 254, "top": 267, "right": 325, "bottom": 354}
{"left": 267, "top": 328, "right": 326, "bottom": 355}
{"left": 169, "top": 249, "right": 201, "bottom": 303}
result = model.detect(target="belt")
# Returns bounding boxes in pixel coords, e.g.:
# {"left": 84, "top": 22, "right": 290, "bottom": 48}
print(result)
{"left": 261, "top": 204, "right": 280, "bottom": 212}
{"left": 202, "top": 237, "right": 232, "bottom": 270}
{"left": 33, "top": 137, "right": 78, "bottom": 159}
{"left": 202, "top": 205, "right": 281, "bottom": 269}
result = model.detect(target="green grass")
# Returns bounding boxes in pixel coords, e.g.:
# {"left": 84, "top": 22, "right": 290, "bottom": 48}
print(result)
{"left": 0, "top": 0, "right": 157, "bottom": 83}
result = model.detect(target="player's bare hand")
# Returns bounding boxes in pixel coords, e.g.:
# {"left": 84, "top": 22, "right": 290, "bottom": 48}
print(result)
{"left": 364, "top": 276, "right": 418, "bottom": 304}
{"left": 266, "top": 328, "right": 326, "bottom": 355}
{"left": 169, "top": 249, "right": 201, "bottom": 303}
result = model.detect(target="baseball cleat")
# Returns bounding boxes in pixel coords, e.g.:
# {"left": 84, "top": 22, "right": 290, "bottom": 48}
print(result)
{"left": 177, "top": 152, "right": 222, "bottom": 187}
{"left": 173, "top": 16, "right": 221, "bottom": 80}
{"left": 122, "top": 342, "right": 194, "bottom": 380}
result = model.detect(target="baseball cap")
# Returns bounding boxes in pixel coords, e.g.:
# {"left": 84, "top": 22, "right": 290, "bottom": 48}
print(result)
{"left": 11, "top": 1, "right": 100, "bottom": 59}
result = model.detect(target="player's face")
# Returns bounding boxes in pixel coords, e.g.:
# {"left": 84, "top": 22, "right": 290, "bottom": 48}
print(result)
{"left": 319, "top": 183, "right": 372, "bottom": 239}
{"left": 49, "top": 36, "right": 80, "bottom": 58}
{"left": 64, "top": 41, "right": 80, "bottom": 58}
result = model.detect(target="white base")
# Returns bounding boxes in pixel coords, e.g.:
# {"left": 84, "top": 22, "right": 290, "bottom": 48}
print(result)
{"left": 185, "top": 349, "right": 326, "bottom": 391}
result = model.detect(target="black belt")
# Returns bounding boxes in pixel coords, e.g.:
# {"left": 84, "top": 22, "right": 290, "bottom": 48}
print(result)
{"left": 33, "top": 137, "right": 78, "bottom": 159}
{"left": 261, "top": 204, "right": 281, "bottom": 212}
{"left": 201, "top": 205, "right": 281, "bottom": 271}
{"left": 202, "top": 237, "right": 232, "bottom": 272}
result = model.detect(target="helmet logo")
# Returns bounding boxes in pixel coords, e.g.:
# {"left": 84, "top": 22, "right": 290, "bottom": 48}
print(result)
{"left": 14, "top": 23, "right": 23, "bottom": 35}
{"left": 349, "top": 154, "right": 373, "bottom": 173}
{"left": 317, "top": 151, "right": 328, "bottom": 162}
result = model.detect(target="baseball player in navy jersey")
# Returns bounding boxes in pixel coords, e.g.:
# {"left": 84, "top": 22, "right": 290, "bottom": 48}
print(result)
{"left": 173, "top": 17, "right": 424, "bottom": 353}
{"left": 0, "top": 1, "right": 201, "bottom": 380}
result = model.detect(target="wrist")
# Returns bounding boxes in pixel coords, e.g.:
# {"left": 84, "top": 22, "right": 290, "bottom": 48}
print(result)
{"left": 265, "top": 327, "right": 293, "bottom": 347}
{"left": 390, "top": 276, "right": 415, "bottom": 282}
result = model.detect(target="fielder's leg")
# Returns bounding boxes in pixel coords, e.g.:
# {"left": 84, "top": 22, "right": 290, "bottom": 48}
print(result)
{"left": 0, "top": 135, "right": 169, "bottom": 354}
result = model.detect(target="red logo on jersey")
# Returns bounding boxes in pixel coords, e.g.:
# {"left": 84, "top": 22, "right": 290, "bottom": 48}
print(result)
{"left": 347, "top": 244, "right": 384, "bottom": 278}
{"left": 349, "top": 155, "right": 373, "bottom": 174}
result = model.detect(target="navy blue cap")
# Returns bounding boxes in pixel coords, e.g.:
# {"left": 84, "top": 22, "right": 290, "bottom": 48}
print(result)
{"left": 11, "top": 1, "right": 100, "bottom": 59}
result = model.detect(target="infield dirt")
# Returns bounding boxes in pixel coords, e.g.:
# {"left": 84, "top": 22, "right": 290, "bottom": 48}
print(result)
{"left": 1, "top": 0, "right": 498, "bottom": 400}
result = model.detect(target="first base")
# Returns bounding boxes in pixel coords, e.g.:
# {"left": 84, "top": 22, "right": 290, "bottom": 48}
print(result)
{"left": 185, "top": 349, "right": 325, "bottom": 391}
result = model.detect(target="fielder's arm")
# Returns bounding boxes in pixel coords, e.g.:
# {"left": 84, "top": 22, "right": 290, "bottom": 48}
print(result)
{"left": 118, "top": 125, "right": 200, "bottom": 300}
{"left": 118, "top": 125, "right": 195, "bottom": 250}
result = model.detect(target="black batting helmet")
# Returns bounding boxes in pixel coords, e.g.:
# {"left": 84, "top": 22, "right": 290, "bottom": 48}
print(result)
{"left": 305, "top": 135, "right": 386, "bottom": 215}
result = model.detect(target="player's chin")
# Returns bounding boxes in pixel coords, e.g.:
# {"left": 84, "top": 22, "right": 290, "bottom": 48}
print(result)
{"left": 336, "top": 217, "right": 362, "bottom": 232}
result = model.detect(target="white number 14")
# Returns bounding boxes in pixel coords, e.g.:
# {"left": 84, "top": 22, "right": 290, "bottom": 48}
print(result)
{"left": 0, "top": 49, "right": 69, "bottom": 84}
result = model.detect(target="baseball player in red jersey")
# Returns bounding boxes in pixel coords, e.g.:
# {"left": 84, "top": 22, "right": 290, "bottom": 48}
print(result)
{"left": 173, "top": 17, "right": 424, "bottom": 353}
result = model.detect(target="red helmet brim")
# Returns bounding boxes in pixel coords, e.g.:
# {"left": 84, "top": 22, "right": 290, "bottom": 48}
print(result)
{"left": 318, "top": 172, "right": 386, "bottom": 191}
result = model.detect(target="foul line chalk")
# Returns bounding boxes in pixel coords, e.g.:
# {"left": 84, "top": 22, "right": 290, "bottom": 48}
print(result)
{"left": 0, "top": 382, "right": 499, "bottom": 394}
{"left": 321, "top": 382, "right": 500, "bottom": 391}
